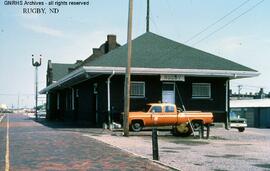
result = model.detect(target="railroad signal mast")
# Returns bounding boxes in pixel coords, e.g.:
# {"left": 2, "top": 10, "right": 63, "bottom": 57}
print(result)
{"left": 32, "top": 55, "right": 42, "bottom": 119}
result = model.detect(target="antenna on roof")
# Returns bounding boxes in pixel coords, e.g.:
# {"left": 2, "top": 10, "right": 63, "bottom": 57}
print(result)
{"left": 146, "top": 0, "right": 150, "bottom": 32}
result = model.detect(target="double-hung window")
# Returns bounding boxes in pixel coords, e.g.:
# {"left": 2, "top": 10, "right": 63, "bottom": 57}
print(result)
{"left": 131, "top": 81, "right": 145, "bottom": 98}
{"left": 192, "top": 83, "right": 211, "bottom": 99}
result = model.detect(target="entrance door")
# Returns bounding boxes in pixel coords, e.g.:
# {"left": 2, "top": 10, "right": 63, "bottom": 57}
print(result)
{"left": 162, "top": 83, "right": 175, "bottom": 104}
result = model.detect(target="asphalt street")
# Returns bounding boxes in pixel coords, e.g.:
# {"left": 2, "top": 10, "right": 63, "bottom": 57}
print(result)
{"left": 0, "top": 113, "right": 171, "bottom": 171}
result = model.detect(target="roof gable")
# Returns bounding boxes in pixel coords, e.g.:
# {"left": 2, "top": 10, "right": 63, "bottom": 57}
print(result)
{"left": 85, "top": 32, "right": 256, "bottom": 72}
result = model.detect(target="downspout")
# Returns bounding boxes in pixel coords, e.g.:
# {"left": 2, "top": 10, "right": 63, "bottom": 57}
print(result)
{"left": 107, "top": 70, "right": 115, "bottom": 129}
{"left": 225, "top": 79, "right": 230, "bottom": 130}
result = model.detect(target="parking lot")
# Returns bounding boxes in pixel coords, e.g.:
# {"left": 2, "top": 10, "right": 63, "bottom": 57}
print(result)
{"left": 85, "top": 127, "right": 270, "bottom": 171}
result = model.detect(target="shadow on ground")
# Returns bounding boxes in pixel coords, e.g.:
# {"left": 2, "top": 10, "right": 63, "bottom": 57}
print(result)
{"left": 28, "top": 117, "right": 109, "bottom": 135}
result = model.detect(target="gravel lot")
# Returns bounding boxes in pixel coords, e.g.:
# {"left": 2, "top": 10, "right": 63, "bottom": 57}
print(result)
{"left": 85, "top": 127, "right": 270, "bottom": 171}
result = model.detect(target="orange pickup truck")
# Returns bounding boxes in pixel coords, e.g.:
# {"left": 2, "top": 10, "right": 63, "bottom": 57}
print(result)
{"left": 128, "top": 103, "right": 213, "bottom": 136}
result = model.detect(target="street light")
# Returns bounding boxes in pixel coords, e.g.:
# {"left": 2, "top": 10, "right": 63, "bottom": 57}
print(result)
{"left": 32, "top": 55, "right": 42, "bottom": 119}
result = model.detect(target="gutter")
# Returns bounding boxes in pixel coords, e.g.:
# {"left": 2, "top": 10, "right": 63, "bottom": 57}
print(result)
{"left": 39, "top": 67, "right": 85, "bottom": 94}
{"left": 40, "top": 66, "right": 259, "bottom": 94}
{"left": 107, "top": 70, "right": 115, "bottom": 129}
{"left": 84, "top": 66, "right": 260, "bottom": 78}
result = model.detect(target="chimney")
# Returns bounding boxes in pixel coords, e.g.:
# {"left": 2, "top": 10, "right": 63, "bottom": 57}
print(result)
{"left": 76, "top": 60, "right": 83, "bottom": 64}
{"left": 92, "top": 48, "right": 103, "bottom": 57}
{"left": 68, "top": 68, "right": 74, "bottom": 73}
{"left": 48, "top": 60, "right": 52, "bottom": 69}
{"left": 107, "top": 34, "right": 117, "bottom": 51}
{"left": 47, "top": 60, "right": 53, "bottom": 86}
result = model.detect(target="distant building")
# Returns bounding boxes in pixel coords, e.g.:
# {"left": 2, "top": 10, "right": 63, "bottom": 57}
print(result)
{"left": 230, "top": 88, "right": 270, "bottom": 100}
{"left": 230, "top": 99, "right": 270, "bottom": 128}
{"left": 0, "top": 104, "right": 8, "bottom": 110}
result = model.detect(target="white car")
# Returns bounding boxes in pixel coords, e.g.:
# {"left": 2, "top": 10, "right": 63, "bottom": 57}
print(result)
{"left": 230, "top": 112, "right": 247, "bottom": 132}
{"left": 37, "top": 109, "right": 46, "bottom": 118}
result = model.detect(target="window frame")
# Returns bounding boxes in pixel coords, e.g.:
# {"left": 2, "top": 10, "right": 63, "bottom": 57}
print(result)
{"left": 130, "top": 81, "right": 145, "bottom": 98}
{"left": 57, "top": 93, "right": 60, "bottom": 110}
{"left": 192, "top": 83, "right": 211, "bottom": 99}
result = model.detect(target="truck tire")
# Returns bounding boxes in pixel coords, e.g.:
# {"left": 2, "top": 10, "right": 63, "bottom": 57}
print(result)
{"left": 130, "top": 120, "right": 143, "bottom": 132}
{"left": 172, "top": 123, "right": 192, "bottom": 137}
{"left": 238, "top": 127, "right": 245, "bottom": 132}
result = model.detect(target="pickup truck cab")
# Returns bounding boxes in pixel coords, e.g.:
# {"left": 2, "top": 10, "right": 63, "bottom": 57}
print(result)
{"left": 128, "top": 103, "right": 213, "bottom": 136}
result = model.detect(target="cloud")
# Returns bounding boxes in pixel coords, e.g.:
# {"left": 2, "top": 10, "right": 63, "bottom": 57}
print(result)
{"left": 23, "top": 24, "right": 64, "bottom": 37}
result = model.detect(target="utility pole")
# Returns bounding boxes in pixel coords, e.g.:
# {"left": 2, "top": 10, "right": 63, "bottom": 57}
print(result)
{"left": 32, "top": 55, "right": 42, "bottom": 119}
{"left": 123, "top": 0, "right": 133, "bottom": 136}
{"left": 146, "top": 0, "right": 150, "bottom": 32}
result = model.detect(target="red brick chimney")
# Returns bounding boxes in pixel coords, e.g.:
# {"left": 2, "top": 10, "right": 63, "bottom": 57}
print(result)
{"left": 92, "top": 48, "right": 103, "bottom": 57}
{"left": 107, "top": 34, "right": 117, "bottom": 52}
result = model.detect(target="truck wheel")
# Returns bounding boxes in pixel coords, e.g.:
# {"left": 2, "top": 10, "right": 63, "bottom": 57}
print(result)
{"left": 238, "top": 127, "right": 245, "bottom": 132}
{"left": 130, "top": 121, "right": 143, "bottom": 132}
{"left": 172, "top": 123, "right": 192, "bottom": 137}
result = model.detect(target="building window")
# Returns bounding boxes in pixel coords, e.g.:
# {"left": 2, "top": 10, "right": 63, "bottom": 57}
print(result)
{"left": 57, "top": 93, "right": 60, "bottom": 110}
{"left": 131, "top": 81, "right": 145, "bottom": 98}
{"left": 192, "top": 83, "right": 211, "bottom": 99}
{"left": 47, "top": 93, "right": 50, "bottom": 110}
{"left": 66, "top": 92, "right": 69, "bottom": 110}
{"left": 72, "top": 88, "right": 75, "bottom": 110}
{"left": 76, "top": 89, "right": 79, "bottom": 98}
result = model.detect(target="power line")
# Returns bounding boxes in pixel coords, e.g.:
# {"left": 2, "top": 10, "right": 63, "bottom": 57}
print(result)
{"left": 191, "top": 0, "right": 264, "bottom": 46}
{"left": 185, "top": 0, "right": 251, "bottom": 44}
{"left": 149, "top": 12, "right": 160, "bottom": 33}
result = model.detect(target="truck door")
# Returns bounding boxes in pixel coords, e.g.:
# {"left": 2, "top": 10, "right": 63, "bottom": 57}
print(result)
{"left": 150, "top": 105, "right": 162, "bottom": 125}
{"left": 162, "top": 105, "right": 178, "bottom": 125}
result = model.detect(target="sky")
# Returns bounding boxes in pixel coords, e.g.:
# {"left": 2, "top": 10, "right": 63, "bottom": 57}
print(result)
{"left": 0, "top": 0, "right": 269, "bottom": 108}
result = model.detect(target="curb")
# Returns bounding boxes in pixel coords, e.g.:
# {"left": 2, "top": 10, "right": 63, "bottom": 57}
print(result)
{"left": 82, "top": 134, "right": 180, "bottom": 171}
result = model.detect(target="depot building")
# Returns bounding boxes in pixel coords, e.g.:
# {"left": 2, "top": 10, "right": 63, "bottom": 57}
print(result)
{"left": 40, "top": 32, "right": 259, "bottom": 128}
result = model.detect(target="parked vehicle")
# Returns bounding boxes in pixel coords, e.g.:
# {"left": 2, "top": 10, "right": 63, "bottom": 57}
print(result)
{"left": 230, "top": 112, "right": 247, "bottom": 132}
{"left": 37, "top": 109, "right": 46, "bottom": 118}
{"left": 128, "top": 103, "right": 213, "bottom": 136}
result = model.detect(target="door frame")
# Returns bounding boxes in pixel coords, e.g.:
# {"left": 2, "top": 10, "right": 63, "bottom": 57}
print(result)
{"left": 162, "top": 82, "right": 175, "bottom": 104}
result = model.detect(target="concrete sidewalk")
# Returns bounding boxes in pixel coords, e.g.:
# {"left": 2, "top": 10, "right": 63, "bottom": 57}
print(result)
{"left": 84, "top": 128, "right": 270, "bottom": 171}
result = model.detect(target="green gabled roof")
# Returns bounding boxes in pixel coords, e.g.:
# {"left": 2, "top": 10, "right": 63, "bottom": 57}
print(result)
{"left": 84, "top": 32, "right": 256, "bottom": 72}
{"left": 51, "top": 63, "right": 74, "bottom": 81}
